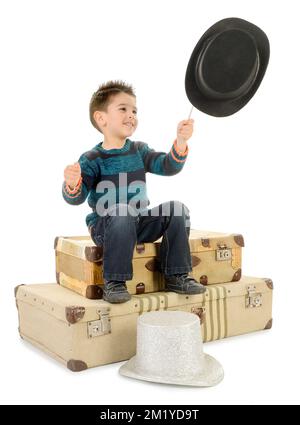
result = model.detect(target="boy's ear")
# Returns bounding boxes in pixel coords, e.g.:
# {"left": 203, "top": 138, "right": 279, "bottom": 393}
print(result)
{"left": 93, "top": 110, "right": 106, "bottom": 128}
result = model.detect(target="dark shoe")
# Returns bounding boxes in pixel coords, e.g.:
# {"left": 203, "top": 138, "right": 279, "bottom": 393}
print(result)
{"left": 103, "top": 280, "right": 131, "bottom": 303}
{"left": 164, "top": 273, "right": 207, "bottom": 295}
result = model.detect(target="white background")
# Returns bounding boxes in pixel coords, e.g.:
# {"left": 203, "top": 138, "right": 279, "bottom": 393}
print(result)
{"left": 0, "top": 0, "right": 299, "bottom": 405}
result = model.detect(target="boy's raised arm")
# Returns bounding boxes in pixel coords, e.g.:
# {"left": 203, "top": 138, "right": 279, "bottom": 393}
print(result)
{"left": 137, "top": 119, "right": 193, "bottom": 176}
{"left": 137, "top": 140, "right": 188, "bottom": 176}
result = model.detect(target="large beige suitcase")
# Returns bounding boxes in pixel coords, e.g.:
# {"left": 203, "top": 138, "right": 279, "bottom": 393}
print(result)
{"left": 15, "top": 276, "right": 273, "bottom": 371}
{"left": 55, "top": 230, "right": 244, "bottom": 298}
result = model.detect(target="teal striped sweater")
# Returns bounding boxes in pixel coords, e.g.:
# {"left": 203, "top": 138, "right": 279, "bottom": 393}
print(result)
{"left": 62, "top": 138, "right": 188, "bottom": 228}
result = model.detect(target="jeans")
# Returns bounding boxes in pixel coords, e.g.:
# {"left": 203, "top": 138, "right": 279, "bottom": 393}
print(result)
{"left": 89, "top": 200, "right": 192, "bottom": 281}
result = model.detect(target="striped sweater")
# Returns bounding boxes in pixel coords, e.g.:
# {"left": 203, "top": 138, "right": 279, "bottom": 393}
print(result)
{"left": 62, "top": 138, "right": 188, "bottom": 228}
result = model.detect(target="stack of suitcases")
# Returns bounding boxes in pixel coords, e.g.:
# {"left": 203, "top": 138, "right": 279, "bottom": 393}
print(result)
{"left": 15, "top": 229, "right": 273, "bottom": 372}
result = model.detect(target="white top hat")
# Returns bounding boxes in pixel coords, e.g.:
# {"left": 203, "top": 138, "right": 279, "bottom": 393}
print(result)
{"left": 119, "top": 310, "right": 224, "bottom": 387}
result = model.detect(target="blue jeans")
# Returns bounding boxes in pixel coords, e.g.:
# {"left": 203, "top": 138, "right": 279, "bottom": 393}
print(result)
{"left": 89, "top": 200, "right": 192, "bottom": 281}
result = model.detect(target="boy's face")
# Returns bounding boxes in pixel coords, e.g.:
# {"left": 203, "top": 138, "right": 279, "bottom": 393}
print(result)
{"left": 96, "top": 92, "right": 138, "bottom": 138}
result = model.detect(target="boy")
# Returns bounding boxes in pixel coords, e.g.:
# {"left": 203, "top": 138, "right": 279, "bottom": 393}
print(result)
{"left": 63, "top": 80, "right": 206, "bottom": 303}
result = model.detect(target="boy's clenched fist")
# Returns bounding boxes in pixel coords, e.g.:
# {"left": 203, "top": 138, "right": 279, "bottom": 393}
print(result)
{"left": 64, "top": 162, "right": 81, "bottom": 189}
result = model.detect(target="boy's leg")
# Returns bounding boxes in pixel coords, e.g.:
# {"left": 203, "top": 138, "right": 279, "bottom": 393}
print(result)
{"left": 137, "top": 200, "right": 206, "bottom": 294}
{"left": 137, "top": 200, "right": 192, "bottom": 274}
{"left": 91, "top": 203, "right": 138, "bottom": 302}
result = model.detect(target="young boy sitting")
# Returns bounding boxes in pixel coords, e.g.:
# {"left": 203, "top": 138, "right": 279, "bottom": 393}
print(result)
{"left": 62, "top": 80, "right": 206, "bottom": 303}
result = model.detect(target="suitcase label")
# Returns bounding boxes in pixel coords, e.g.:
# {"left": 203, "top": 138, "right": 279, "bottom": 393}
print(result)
{"left": 216, "top": 246, "right": 232, "bottom": 261}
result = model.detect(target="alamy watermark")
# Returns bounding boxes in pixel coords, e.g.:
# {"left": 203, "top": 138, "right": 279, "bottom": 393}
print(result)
{"left": 94, "top": 172, "right": 190, "bottom": 226}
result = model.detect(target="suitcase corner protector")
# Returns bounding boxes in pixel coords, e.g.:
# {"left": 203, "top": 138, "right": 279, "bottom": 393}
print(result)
{"left": 264, "top": 278, "right": 274, "bottom": 290}
{"left": 264, "top": 318, "right": 273, "bottom": 330}
{"left": 84, "top": 246, "right": 103, "bottom": 262}
{"left": 67, "top": 359, "right": 88, "bottom": 372}
{"left": 14, "top": 284, "right": 25, "bottom": 298}
{"left": 65, "top": 306, "right": 86, "bottom": 324}
{"left": 231, "top": 268, "right": 242, "bottom": 282}
{"left": 86, "top": 285, "right": 103, "bottom": 299}
{"left": 54, "top": 236, "right": 59, "bottom": 250}
{"left": 233, "top": 234, "right": 245, "bottom": 247}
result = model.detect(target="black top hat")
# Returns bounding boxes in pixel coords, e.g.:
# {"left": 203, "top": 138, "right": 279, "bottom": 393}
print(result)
{"left": 185, "top": 18, "right": 270, "bottom": 117}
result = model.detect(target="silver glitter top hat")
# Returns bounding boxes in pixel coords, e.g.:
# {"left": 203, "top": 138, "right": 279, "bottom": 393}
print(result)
{"left": 119, "top": 310, "right": 224, "bottom": 387}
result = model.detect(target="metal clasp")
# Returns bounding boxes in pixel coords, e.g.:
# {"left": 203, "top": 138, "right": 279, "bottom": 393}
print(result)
{"left": 246, "top": 285, "right": 263, "bottom": 309}
{"left": 87, "top": 308, "right": 111, "bottom": 338}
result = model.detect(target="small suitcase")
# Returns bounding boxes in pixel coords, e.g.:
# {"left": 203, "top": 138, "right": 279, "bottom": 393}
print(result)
{"left": 55, "top": 229, "right": 244, "bottom": 298}
{"left": 15, "top": 276, "right": 272, "bottom": 371}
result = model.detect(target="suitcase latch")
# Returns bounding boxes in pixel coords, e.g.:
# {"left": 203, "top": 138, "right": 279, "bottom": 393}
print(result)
{"left": 87, "top": 309, "right": 111, "bottom": 338}
{"left": 216, "top": 244, "right": 232, "bottom": 261}
{"left": 246, "top": 285, "right": 263, "bottom": 308}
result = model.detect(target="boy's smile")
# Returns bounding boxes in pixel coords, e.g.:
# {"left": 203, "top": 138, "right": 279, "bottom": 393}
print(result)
{"left": 114, "top": 94, "right": 138, "bottom": 134}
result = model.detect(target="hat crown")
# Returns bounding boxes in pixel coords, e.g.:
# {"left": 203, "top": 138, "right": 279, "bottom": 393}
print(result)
{"left": 119, "top": 310, "right": 224, "bottom": 386}
{"left": 196, "top": 29, "right": 259, "bottom": 100}
{"left": 135, "top": 311, "right": 204, "bottom": 378}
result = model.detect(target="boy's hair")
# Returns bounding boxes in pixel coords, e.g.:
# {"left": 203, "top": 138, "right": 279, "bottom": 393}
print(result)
{"left": 89, "top": 80, "right": 136, "bottom": 133}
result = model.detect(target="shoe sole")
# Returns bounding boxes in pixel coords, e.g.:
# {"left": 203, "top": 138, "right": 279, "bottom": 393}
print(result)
{"left": 103, "top": 295, "right": 131, "bottom": 304}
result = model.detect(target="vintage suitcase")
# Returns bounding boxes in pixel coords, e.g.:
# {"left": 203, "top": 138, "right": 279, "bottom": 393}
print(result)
{"left": 55, "top": 230, "right": 244, "bottom": 298}
{"left": 15, "top": 276, "right": 272, "bottom": 371}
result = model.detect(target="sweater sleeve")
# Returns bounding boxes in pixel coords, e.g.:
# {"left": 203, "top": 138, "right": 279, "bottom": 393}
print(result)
{"left": 62, "top": 151, "right": 100, "bottom": 205}
{"left": 137, "top": 140, "right": 188, "bottom": 176}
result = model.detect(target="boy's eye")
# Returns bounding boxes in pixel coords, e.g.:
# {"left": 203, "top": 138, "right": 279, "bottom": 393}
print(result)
{"left": 120, "top": 107, "right": 137, "bottom": 114}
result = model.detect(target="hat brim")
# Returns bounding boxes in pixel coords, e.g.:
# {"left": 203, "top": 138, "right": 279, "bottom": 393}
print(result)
{"left": 185, "top": 17, "right": 270, "bottom": 117}
{"left": 119, "top": 353, "right": 224, "bottom": 387}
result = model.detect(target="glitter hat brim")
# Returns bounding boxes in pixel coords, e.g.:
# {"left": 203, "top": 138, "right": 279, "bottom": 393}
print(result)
{"left": 119, "top": 353, "right": 224, "bottom": 387}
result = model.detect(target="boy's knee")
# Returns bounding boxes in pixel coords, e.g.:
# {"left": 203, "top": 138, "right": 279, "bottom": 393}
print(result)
{"left": 169, "top": 201, "right": 190, "bottom": 229}
{"left": 170, "top": 200, "right": 190, "bottom": 217}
